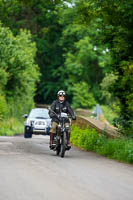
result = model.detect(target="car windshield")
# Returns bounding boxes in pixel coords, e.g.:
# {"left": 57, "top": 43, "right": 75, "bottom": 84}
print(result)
{"left": 29, "top": 109, "right": 50, "bottom": 119}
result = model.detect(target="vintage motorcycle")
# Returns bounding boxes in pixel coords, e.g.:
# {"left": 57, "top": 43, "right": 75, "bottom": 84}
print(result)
{"left": 49, "top": 109, "right": 71, "bottom": 158}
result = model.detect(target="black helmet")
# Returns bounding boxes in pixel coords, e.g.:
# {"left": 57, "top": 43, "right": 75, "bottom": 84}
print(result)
{"left": 57, "top": 90, "right": 66, "bottom": 97}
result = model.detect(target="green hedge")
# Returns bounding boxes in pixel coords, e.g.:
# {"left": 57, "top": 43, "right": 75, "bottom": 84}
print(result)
{"left": 70, "top": 125, "right": 133, "bottom": 163}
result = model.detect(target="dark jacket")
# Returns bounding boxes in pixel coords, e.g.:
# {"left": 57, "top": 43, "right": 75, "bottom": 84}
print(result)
{"left": 49, "top": 100, "right": 76, "bottom": 123}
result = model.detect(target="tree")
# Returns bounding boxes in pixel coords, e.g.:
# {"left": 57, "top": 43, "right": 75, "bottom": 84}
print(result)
{"left": 72, "top": 82, "right": 96, "bottom": 109}
{"left": 0, "top": 0, "right": 72, "bottom": 103}
{"left": 58, "top": 6, "right": 112, "bottom": 102}
{"left": 0, "top": 23, "right": 39, "bottom": 117}
{"left": 74, "top": 0, "right": 133, "bottom": 134}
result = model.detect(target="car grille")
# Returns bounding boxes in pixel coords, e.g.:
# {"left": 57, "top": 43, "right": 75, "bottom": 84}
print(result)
{"left": 34, "top": 121, "right": 46, "bottom": 125}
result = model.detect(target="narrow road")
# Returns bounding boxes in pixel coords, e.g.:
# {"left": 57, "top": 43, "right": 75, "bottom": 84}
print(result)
{"left": 0, "top": 135, "right": 133, "bottom": 200}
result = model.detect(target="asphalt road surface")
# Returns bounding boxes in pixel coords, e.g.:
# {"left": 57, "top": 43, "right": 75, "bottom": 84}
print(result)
{"left": 0, "top": 135, "right": 133, "bottom": 200}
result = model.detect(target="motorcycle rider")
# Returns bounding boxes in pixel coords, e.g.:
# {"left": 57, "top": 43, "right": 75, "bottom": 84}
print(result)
{"left": 49, "top": 90, "right": 76, "bottom": 149}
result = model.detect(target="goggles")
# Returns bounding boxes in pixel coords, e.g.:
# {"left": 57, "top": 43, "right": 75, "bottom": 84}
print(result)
{"left": 59, "top": 94, "right": 65, "bottom": 97}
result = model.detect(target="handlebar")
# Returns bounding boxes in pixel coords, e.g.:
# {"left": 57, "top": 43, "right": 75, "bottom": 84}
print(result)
{"left": 49, "top": 109, "right": 71, "bottom": 120}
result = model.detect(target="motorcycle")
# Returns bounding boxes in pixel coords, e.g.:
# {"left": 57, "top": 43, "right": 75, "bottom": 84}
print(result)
{"left": 49, "top": 110, "right": 71, "bottom": 158}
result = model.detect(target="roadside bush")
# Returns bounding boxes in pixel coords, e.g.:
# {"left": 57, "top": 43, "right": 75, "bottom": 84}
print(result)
{"left": 70, "top": 125, "right": 105, "bottom": 151}
{"left": 0, "top": 118, "right": 24, "bottom": 136}
{"left": 71, "top": 125, "right": 133, "bottom": 163}
{"left": 0, "top": 95, "right": 9, "bottom": 120}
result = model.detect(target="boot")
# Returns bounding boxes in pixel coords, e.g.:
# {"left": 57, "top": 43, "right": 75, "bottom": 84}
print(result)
{"left": 49, "top": 133, "right": 55, "bottom": 149}
{"left": 66, "top": 132, "right": 71, "bottom": 150}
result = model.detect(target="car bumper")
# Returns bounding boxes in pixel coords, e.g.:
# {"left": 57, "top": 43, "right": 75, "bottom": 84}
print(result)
{"left": 24, "top": 126, "right": 50, "bottom": 135}
{"left": 32, "top": 127, "right": 50, "bottom": 135}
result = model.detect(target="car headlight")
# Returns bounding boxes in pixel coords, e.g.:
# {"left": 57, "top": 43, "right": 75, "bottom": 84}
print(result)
{"left": 25, "top": 119, "right": 31, "bottom": 126}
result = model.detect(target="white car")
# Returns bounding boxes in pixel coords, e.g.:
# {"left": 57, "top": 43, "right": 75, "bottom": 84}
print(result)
{"left": 24, "top": 108, "right": 51, "bottom": 138}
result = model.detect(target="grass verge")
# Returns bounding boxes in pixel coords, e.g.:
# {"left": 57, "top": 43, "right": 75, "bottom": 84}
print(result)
{"left": 0, "top": 118, "right": 24, "bottom": 136}
{"left": 70, "top": 125, "right": 133, "bottom": 164}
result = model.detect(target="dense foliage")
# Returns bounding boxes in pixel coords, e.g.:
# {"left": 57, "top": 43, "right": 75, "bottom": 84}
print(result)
{"left": 73, "top": 0, "right": 133, "bottom": 133}
{"left": 0, "top": 0, "right": 112, "bottom": 103}
{"left": 0, "top": 117, "right": 24, "bottom": 136}
{"left": 0, "top": 23, "right": 39, "bottom": 119}
{"left": 71, "top": 125, "right": 133, "bottom": 163}
{"left": 0, "top": 0, "right": 132, "bottom": 134}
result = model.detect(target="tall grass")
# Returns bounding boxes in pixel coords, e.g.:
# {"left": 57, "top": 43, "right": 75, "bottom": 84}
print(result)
{"left": 71, "top": 125, "right": 133, "bottom": 163}
{"left": 0, "top": 118, "right": 24, "bottom": 136}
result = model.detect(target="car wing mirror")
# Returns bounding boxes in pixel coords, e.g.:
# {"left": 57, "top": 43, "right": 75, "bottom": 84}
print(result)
{"left": 23, "top": 114, "right": 28, "bottom": 118}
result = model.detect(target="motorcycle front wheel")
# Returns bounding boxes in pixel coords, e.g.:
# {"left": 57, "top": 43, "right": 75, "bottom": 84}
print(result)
{"left": 60, "top": 131, "right": 67, "bottom": 158}
{"left": 56, "top": 139, "right": 61, "bottom": 156}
